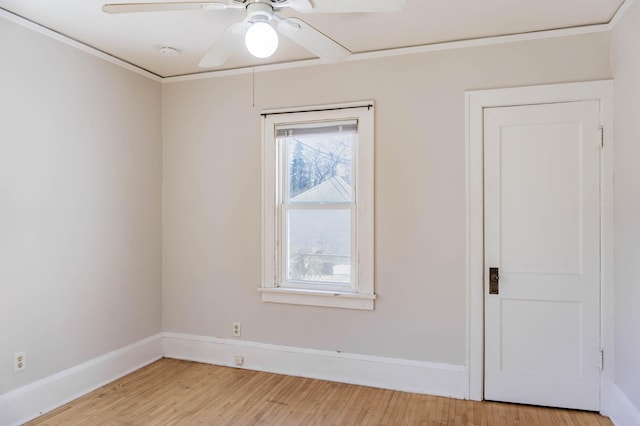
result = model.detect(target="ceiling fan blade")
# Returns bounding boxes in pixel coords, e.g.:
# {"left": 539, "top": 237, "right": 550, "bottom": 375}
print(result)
{"left": 102, "top": 1, "right": 240, "bottom": 14}
{"left": 276, "top": 17, "right": 350, "bottom": 63}
{"left": 287, "top": 0, "right": 313, "bottom": 13}
{"left": 303, "top": 0, "right": 405, "bottom": 13}
{"left": 198, "top": 20, "right": 249, "bottom": 68}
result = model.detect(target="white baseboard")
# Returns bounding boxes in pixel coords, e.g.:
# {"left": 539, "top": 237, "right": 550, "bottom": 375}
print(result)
{"left": 163, "top": 332, "right": 466, "bottom": 399}
{"left": 0, "top": 334, "right": 164, "bottom": 426}
{"left": 606, "top": 384, "right": 640, "bottom": 426}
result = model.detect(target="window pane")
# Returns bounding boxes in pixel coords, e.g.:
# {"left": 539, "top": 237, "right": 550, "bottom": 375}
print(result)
{"left": 285, "top": 131, "right": 353, "bottom": 203}
{"left": 287, "top": 209, "right": 351, "bottom": 284}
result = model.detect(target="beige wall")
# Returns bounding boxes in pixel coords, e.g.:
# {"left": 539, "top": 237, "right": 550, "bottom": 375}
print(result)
{"left": 612, "top": 0, "right": 640, "bottom": 411}
{"left": 163, "top": 33, "right": 611, "bottom": 364}
{"left": 0, "top": 18, "right": 163, "bottom": 393}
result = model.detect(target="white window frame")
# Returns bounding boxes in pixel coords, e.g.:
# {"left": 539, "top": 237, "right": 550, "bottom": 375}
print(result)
{"left": 259, "top": 102, "right": 375, "bottom": 310}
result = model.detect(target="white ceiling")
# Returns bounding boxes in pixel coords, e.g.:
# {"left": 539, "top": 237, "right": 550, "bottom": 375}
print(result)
{"left": 0, "top": 0, "right": 625, "bottom": 78}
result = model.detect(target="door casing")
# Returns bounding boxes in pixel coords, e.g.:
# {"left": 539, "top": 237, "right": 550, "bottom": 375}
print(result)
{"left": 464, "top": 80, "right": 614, "bottom": 413}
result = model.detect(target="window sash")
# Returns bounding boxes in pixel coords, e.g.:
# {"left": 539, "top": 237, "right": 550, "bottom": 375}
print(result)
{"left": 277, "top": 127, "right": 358, "bottom": 292}
{"left": 279, "top": 204, "right": 357, "bottom": 291}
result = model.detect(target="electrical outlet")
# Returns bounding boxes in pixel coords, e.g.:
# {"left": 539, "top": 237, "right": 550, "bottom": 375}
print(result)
{"left": 234, "top": 355, "right": 244, "bottom": 366}
{"left": 232, "top": 322, "right": 241, "bottom": 337}
{"left": 14, "top": 351, "right": 26, "bottom": 372}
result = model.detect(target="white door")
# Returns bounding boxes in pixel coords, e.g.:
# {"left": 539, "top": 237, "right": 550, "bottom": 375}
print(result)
{"left": 483, "top": 101, "right": 601, "bottom": 410}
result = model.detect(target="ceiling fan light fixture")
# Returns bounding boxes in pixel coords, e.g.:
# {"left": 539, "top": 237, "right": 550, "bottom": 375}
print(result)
{"left": 244, "top": 21, "right": 278, "bottom": 59}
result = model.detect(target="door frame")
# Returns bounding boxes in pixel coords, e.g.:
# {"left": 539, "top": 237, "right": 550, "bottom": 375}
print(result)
{"left": 464, "top": 80, "right": 614, "bottom": 411}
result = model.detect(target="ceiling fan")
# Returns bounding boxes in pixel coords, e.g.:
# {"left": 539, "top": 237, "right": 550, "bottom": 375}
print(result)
{"left": 102, "top": 0, "right": 405, "bottom": 68}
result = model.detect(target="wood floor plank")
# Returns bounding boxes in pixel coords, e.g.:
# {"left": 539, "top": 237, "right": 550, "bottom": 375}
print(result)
{"left": 27, "top": 359, "right": 613, "bottom": 425}
{"left": 325, "top": 383, "right": 364, "bottom": 425}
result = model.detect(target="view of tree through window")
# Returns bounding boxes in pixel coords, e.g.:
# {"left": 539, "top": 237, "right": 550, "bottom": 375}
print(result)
{"left": 288, "top": 136, "right": 352, "bottom": 201}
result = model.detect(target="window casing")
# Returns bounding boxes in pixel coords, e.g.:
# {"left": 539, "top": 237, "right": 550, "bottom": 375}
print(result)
{"left": 260, "top": 103, "right": 375, "bottom": 310}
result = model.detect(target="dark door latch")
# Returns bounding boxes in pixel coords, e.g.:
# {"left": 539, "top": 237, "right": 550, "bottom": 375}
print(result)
{"left": 489, "top": 267, "right": 499, "bottom": 294}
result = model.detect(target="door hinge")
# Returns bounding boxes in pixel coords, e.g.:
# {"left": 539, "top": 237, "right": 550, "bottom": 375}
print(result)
{"left": 599, "top": 126, "right": 604, "bottom": 148}
{"left": 599, "top": 349, "right": 604, "bottom": 370}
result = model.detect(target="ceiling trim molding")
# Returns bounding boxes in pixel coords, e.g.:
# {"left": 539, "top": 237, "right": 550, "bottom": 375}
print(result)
{"left": 0, "top": 8, "right": 162, "bottom": 82}
{"left": 3, "top": 0, "right": 633, "bottom": 84}
{"left": 164, "top": 23, "right": 608, "bottom": 83}
{"left": 609, "top": 0, "right": 635, "bottom": 27}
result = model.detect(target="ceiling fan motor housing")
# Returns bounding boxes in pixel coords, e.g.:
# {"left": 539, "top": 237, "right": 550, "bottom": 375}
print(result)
{"left": 246, "top": 2, "right": 274, "bottom": 22}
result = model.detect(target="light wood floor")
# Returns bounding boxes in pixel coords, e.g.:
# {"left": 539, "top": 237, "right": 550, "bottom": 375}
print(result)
{"left": 28, "top": 358, "right": 613, "bottom": 425}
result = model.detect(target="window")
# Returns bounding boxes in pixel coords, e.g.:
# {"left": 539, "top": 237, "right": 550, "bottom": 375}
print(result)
{"left": 260, "top": 103, "right": 375, "bottom": 310}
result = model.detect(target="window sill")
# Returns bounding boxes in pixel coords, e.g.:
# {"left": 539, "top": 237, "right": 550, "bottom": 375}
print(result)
{"left": 258, "top": 287, "right": 376, "bottom": 310}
